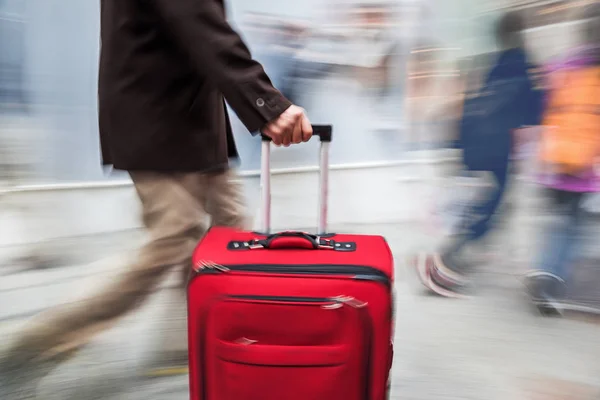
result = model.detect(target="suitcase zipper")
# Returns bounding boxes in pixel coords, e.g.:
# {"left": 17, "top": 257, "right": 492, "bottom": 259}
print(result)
{"left": 228, "top": 294, "right": 368, "bottom": 309}
{"left": 194, "top": 262, "right": 390, "bottom": 287}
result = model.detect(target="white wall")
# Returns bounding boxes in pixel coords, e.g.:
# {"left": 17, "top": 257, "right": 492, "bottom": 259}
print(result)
{"left": 0, "top": 158, "right": 459, "bottom": 246}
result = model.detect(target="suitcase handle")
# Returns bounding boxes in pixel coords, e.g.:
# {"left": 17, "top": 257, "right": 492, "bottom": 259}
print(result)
{"left": 260, "top": 125, "right": 333, "bottom": 235}
{"left": 262, "top": 231, "right": 321, "bottom": 250}
{"left": 228, "top": 231, "right": 356, "bottom": 252}
{"left": 260, "top": 125, "right": 332, "bottom": 143}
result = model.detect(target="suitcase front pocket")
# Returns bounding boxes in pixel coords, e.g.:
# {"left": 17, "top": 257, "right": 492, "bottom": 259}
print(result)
{"left": 204, "top": 295, "right": 369, "bottom": 400}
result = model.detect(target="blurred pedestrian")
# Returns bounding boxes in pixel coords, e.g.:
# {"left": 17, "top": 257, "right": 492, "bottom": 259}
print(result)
{"left": 412, "top": 10, "right": 542, "bottom": 298}
{"left": 349, "top": 3, "right": 401, "bottom": 131}
{"left": 0, "top": 0, "right": 26, "bottom": 111}
{"left": 248, "top": 17, "right": 308, "bottom": 105}
{"left": 404, "top": 42, "right": 445, "bottom": 149}
{"left": 525, "top": 3, "right": 600, "bottom": 315}
{"left": 0, "top": 0, "right": 28, "bottom": 181}
{"left": 0, "top": 0, "right": 312, "bottom": 396}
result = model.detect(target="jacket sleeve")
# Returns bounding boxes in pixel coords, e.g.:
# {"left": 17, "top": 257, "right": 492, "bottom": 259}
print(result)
{"left": 151, "top": 0, "right": 291, "bottom": 132}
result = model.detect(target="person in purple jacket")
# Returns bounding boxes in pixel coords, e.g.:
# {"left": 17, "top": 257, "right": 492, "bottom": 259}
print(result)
{"left": 525, "top": 4, "right": 600, "bottom": 315}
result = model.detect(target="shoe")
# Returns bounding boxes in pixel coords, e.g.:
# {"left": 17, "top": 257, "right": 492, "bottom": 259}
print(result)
{"left": 524, "top": 271, "right": 567, "bottom": 316}
{"left": 0, "top": 348, "right": 40, "bottom": 399}
{"left": 428, "top": 253, "right": 470, "bottom": 299}
{"left": 0, "top": 333, "right": 81, "bottom": 399}
{"left": 411, "top": 253, "right": 469, "bottom": 299}
{"left": 410, "top": 253, "right": 430, "bottom": 290}
{"left": 142, "top": 350, "right": 189, "bottom": 378}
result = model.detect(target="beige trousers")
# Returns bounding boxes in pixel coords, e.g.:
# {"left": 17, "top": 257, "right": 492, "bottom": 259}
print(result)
{"left": 7, "top": 169, "right": 248, "bottom": 364}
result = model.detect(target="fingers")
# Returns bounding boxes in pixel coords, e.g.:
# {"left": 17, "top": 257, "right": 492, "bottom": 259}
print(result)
{"left": 271, "top": 132, "right": 282, "bottom": 146}
{"left": 292, "top": 117, "right": 302, "bottom": 144}
{"left": 300, "top": 114, "right": 313, "bottom": 142}
{"left": 263, "top": 124, "right": 282, "bottom": 146}
{"left": 281, "top": 126, "right": 292, "bottom": 147}
{"left": 261, "top": 104, "right": 312, "bottom": 147}
{"left": 278, "top": 107, "right": 294, "bottom": 147}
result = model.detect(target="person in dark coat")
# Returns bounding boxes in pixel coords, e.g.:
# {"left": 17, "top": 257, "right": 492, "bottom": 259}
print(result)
{"left": 0, "top": 0, "right": 313, "bottom": 394}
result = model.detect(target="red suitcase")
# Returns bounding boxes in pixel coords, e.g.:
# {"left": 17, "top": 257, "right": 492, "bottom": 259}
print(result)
{"left": 188, "top": 126, "right": 395, "bottom": 400}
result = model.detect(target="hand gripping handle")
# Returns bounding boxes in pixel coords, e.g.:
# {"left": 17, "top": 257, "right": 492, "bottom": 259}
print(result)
{"left": 260, "top": 125, "right": 332, "bottom": 234}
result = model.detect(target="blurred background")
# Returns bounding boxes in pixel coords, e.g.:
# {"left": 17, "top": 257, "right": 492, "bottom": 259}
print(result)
{"left": 2, "top": 0, "right": 584, "bottom": 183}
{"left": 2, "top": 0, "right": 600, "bottom": 399}
{"left": 0, "top": 0, "right": 592, "bottom": 178}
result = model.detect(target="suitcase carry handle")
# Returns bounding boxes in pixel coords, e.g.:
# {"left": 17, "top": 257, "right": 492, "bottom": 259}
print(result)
{"left": 261, "top": 231, "right": 334, "bottom": 250}
{"left": 264, "top": 231, "right": 319, "bottom": 249}
{"left": 260, "top": 125, "right": 333, "bottom": 235}
{"left": 227, "top": 231, "right": 356, "bottom": 251}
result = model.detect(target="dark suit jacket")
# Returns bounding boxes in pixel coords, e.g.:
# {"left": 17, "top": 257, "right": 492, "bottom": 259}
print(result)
{"left": 98, "top": 0, "right": 291, "bottom": 171}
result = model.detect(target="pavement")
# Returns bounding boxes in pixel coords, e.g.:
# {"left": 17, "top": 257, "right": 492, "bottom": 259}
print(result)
{"left": 1, "top": 218, "right": 600, "bottom": 399}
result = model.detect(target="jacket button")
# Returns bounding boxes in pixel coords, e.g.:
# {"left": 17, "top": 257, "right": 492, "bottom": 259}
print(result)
{"left": 256, "top": 98, "right": 265, "bottom": 107}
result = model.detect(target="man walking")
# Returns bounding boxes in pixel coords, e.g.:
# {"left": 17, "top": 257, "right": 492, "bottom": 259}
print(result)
{"left": 1, "top": 0, "right": 312, "bottom": 396}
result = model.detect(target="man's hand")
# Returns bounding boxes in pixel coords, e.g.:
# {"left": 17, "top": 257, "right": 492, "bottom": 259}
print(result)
{"left": 262, "top": 105, "right": 313, "bottom": 146}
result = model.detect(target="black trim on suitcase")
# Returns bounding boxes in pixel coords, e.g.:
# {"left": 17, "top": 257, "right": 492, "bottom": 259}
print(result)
{"left": 227, "top": 239, "right": 357, "bottom": 252}
{"left": 229, "top": 295, "right": 339, "bottom": 303}
{"left": 192, "top": 263, "right": 391, "bottom": 287}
